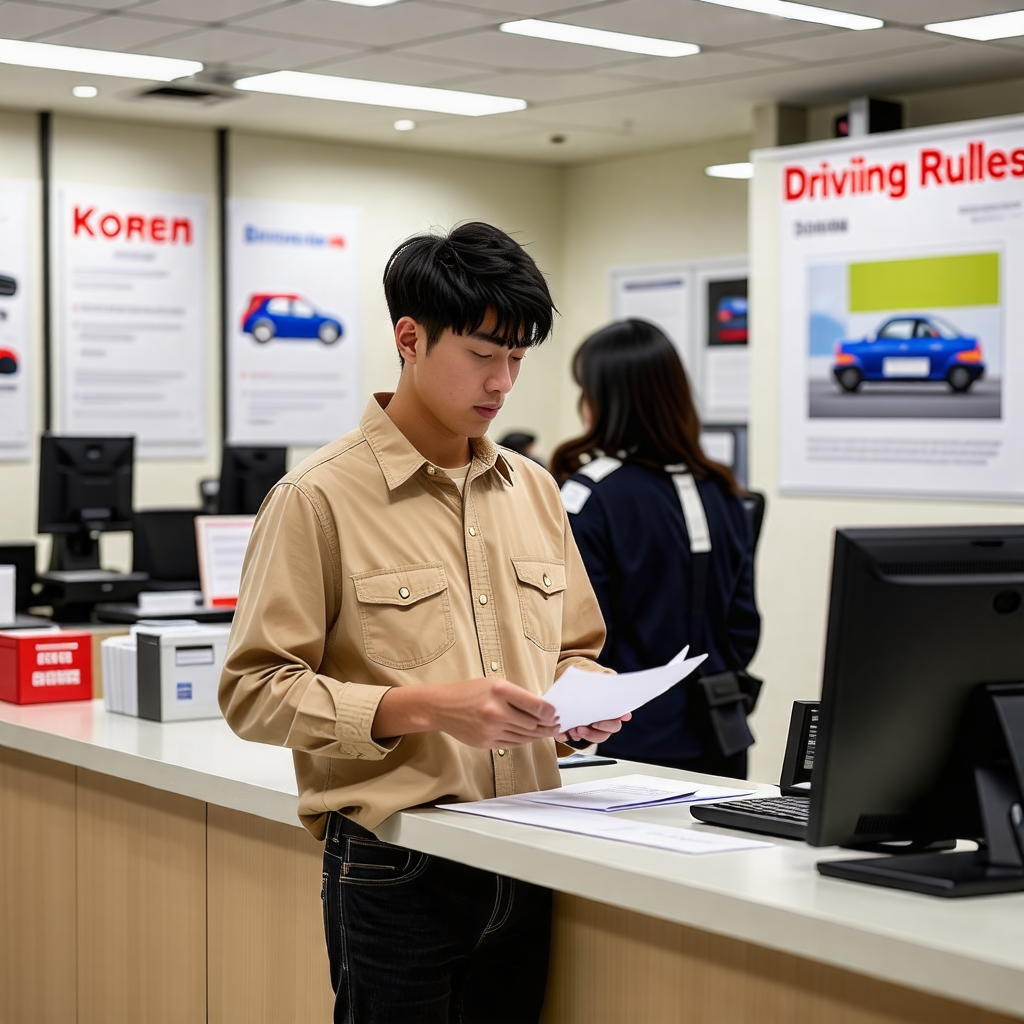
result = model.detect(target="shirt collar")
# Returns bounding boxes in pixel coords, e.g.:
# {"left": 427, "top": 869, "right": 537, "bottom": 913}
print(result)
{"left": 360, "top": 393, "right": 514, "bottom": 491}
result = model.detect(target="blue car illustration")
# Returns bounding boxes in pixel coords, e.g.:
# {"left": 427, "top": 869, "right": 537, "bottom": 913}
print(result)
{"left": 241, "top": 293, "right": 343, "bottom": 345}
{"left": 833, "top": 315, "right": 984, "bottom": 393}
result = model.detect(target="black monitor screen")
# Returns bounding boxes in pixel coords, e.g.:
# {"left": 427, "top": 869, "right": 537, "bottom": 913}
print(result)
{"left": 809, "top": 525, "right": 1024, "bottom": 854}
{"left": 218, "top": 446, "right": 287, "bottom": 515}
{"left": 38, "top": 434, "right": 134, "bottom": 535}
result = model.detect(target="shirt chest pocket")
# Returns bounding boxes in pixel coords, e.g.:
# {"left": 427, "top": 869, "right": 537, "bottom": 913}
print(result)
{"left": 351, "top": 562, "right": 455, "bottom": 670}
{"left": 511, "top": 557, "right": 567, "bottom": 652}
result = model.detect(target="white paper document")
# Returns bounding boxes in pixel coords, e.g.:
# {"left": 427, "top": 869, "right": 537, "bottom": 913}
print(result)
{"left": 518, "top": 774, "right": 700, "bottom": 812}
{"left": 546, "top": 646, "right": 707, "bottom": 730}
{"left": 441, "top": 795, "right": 769, "bottom": 855}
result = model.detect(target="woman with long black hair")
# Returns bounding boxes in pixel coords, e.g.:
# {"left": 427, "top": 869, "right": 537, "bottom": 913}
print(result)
{"left": 551, "top": 318, "right": 760, "bottom": 779}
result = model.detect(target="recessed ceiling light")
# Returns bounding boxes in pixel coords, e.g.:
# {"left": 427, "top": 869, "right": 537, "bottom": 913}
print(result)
{"left": 72, "top": 85, "right": 98, "bottom": 98}
{"left": 393, "top": 118, "right": 416, "bottom": 131}
{"left": 925, "top": 10, "right": 1024, "bottom": 41}
{"left": 235, "top": 71, "right": 526, "bottom": 116}
{"left": 705, "top": 162, "right": 753, "bottom": 179}
{"left": 694, "top": 0, "right": 881, "bottom": 31}
{"left": 0, "top": 38, "right": 202, "bottom": 80}
{"left": 500, "top": 19, "right": 699, "bottom": 57}
{"left": 326, "top": 0, "right": 401, "bottom": 5}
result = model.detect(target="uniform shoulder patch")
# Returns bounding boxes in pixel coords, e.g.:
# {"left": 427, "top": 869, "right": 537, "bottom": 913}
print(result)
{"left": 578, "top": 456, "right": 622, "bottom": 483}
{"left": 560, "top": 479, "right": 592, "bottom": 515}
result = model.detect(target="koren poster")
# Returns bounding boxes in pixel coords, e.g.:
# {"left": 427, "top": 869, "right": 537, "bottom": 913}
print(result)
{"left": 609, "top": 264, "right": 693, "bottom": 372}
{"left": 769, "top": 115, "right": 1024, "bottom": 499}
{"left": 56, "top": 185, "right": 207, "bottom": 458}
{"left": 226, "top": 199, "right": 362, "bottom": 446}
{"left": 0, "top": 179, "right": 32, "bottom": 461}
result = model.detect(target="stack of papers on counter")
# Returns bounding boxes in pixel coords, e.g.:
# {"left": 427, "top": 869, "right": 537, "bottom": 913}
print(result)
{"left": 441, "top": 787, "right": 769, "bottom": 856}
{"left": 516, "top": 774, "right": 702, "bottom": 811}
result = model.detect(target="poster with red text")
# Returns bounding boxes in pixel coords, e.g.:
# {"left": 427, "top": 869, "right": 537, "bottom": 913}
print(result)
{"left": 56, "top": 185, "right": 207, "bottom": 458}
{"left": 764, "top": 114, "right": 1024, "bottom": 500}
{"left": 226, "top": 198, "right": 361, "bottom": 446}
{"left": 0, "top": 179, "right": 32, "bottom": 461}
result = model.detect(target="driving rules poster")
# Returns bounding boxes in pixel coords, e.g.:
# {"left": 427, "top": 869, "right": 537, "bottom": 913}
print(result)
{"left": 772, "top": 114, "right": 1024, "bottom": 500}
{"left": 227, "top": 199, "right": 361, "bottom": 446}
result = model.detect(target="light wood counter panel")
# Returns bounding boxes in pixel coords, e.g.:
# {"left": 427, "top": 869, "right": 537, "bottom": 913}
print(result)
{"left": 76, "top": 769, "right": 207, "bottom": 1024}
{"left": 0, "top": 747, "right": 77, "bottom": 1024}
{"left": 207, "top": 806, "right": 334, "bottom": 1024}
{"left": 543, "top": 895, "right": 1020, "bottom": 1024}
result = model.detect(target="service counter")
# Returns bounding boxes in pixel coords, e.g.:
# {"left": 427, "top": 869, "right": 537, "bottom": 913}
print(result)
{"left": 1, "top": 700, "right": 1022, "bottom": 1024}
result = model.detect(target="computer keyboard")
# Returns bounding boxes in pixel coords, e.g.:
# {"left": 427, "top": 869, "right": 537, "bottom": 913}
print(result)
{"left": 690, "top": 794, "right": 810, "bottom": 841}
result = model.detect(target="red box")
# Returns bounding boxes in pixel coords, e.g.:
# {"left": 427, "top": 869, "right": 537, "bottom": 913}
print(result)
{"left": 0, "top": 630, "right": 93, "bottom": 704}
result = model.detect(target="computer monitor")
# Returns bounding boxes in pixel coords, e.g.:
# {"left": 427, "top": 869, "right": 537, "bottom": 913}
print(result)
{"left": 810, "top": 525, "right": 1024, "bottom": 897}
{"left": 38, "top": 434, "right": 135, "bottom": 571}
{"left": 217, "top": 446, "right": 287, "bottom": 515}
{"left": 132, "top": 509, "right": 201, "bottom": 590}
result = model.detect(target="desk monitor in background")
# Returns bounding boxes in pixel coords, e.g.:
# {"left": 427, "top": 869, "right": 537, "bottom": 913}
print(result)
{"left": 217, "top": 446, "right": 287, "bottom": 515}
{"left": 38, "top": 434, "right": 134, "bottom": 572}
{"left": 132, "top": 509, "right": 201, "bottom": 591}
{"left": 812, "top": 525, "right": 1024, "bottom": 897}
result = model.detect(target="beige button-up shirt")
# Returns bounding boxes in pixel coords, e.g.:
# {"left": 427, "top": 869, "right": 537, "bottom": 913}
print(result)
{"left": 220, "top": 394, "right": 608, "bottom": 837}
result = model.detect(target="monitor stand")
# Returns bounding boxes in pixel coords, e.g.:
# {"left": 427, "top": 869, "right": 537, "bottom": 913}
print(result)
{"left": 40, "top": 530, "right": 147, "bottom": 622}
{"left": 818, "top": 684, "right": 1024, "bottom": 898}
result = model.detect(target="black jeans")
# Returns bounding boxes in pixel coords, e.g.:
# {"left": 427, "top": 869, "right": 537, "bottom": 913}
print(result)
{"left": 321, "top": 812, "right": 552, "bottom": 1024}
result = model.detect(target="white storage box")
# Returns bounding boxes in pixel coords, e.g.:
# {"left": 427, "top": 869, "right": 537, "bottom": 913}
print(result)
{"left": 135, "top": 624, "right": 231, "bottom": 722}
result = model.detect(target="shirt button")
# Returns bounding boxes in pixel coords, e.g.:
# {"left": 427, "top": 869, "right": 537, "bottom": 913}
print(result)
{"left": 425, "top": 465, "right": 436, "bottom": 475}
{"left": 479, "top": 594, "right": 488, "bottom": 605}
{"left": 490, "top": 660, "right": 499, "bottom": 672}
{"left": 398, "top": 587, "right": 410, "bottom": 600}
{"left": 542, "top": 574, "right": 551, "bottom": 587}
{"left": 497, "top": 749, "right": 507, "bottom": 756}
{"left": 468, "top": 527, "right": 477, "bottom": 537}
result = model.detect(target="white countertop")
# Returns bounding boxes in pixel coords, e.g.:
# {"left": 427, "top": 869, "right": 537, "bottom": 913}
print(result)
{"left": 2, "top": 699, "right": 1023, "bottom": 1020}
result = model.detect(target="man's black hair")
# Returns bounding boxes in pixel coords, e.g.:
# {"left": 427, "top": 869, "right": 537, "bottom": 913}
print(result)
{"left": 383, "top": 222, "right": 556, "bottom": 355}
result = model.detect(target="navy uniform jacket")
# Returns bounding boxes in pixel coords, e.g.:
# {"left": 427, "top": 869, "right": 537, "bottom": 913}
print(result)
{"left": 562, "top": 459, "right": 760, "bottom": 761}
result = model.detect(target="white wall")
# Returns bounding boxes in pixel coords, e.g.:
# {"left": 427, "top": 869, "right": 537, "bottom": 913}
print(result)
{"left": 558, "top": 135, "right": 752, "bottom": 441}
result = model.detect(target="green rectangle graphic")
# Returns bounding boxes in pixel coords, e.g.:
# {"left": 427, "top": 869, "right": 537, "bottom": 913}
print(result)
{"left": 849, "top": 253, "right": 999, "bottom": 311}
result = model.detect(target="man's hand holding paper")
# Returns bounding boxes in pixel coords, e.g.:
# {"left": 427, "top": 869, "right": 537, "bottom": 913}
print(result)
{"left": 549, "top": 646, "right": 707, "bottom": 738}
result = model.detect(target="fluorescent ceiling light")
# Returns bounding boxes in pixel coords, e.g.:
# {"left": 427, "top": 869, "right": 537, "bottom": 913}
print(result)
{"left": 925, "top": 10, "right": 1024, "bottom": 41}
{"left": 0, "top": 38, "right": 201, "bottom": 80}
{"left": 393, "top": 119, "right": 416, "bottom": 131}
{"left": 327, "top": 0, "right": 401, "bottom": 5}
{"left": 72, "top": 85, "right": 98, "bottom": 98}
{"left": 705, "top": 162, "right": 753, "bottom": 179}
{"left": 694, "top": 0, "right": 881, "bottom": 31}
{"left": 235, "top": 70, "right": 526, "bottom": 116}
{"left": 500, "top": 19, "right": 699, "bottom": 57}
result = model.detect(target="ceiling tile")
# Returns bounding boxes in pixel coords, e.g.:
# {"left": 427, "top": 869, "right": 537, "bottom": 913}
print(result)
{"left": 745, "top": 26, "right": 947, "bottom": 62}
{"left": 35, "top": 13, "right": 188, "bottom": 50}
{"left": 300, "top": 50, "right": 487, "bottom": 84}
{"left": 145, "top": 27, "right": 358, "bottom": 69}
{"left": 24, "top": 0, "right": 152, "bottom": 10}
{"left": 422, "top": 0, "right": 612, "bottom": 16}
{"left": 599, "top": 49, "right": 784, "bottom": 84}
{"left": 559, "top": 0, "right": 829, "bottom": 47}
{"left": 133, "top": 0, "right": 293, "bottom": 22}
{"left": 437, "top": 70, "right": 647, "bottom": 103}
{"left": 836, "top": 0, "right": 1024, "bottom": 23}
{"left": 400, "top": 28, "right": 640, "bottom": 71}
{"left": 233, "top": 0, "right": 494, "bottom": 48}
{"left": 0, "top": 1, "right": 97, "bottom": 38}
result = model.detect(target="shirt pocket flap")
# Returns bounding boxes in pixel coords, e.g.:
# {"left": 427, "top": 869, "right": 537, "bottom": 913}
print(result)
{"left": 352, "top": 562, "right": 448, "bottom": 606}
{"left": 511, "top": 557, "right": 567, "bottom": 596}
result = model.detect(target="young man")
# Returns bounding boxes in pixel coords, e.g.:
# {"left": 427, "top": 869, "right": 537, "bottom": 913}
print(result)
{"left": 219, "top": 222, "right": 625, "bottom": 1024}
